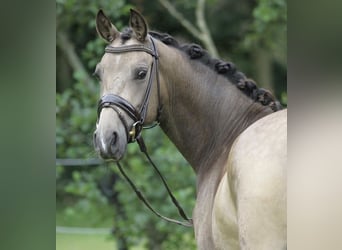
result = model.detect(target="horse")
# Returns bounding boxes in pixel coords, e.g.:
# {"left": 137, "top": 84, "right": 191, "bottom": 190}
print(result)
{"left": 93, "top": 9, "right": 287, "bottom": 250}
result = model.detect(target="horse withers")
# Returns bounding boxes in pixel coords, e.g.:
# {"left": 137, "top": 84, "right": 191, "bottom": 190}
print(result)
{"left": 93, "top": 9, "right": 286, "bottom": 250}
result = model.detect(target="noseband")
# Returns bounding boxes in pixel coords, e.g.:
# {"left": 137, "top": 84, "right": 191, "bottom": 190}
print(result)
{"left": 96, "top": 37, "right": 193, "bottom": 227}
{"left": 97, "top": 37, "right": 161, "bottom": 143}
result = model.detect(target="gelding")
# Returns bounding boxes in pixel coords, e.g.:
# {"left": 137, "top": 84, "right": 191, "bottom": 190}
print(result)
{"left": 93, "top": 9, "right": 287, "bottom": 250}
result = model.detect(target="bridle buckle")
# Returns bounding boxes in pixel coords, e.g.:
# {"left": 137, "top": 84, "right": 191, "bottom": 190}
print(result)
{"left": 129, "top": 120, "right": 142, "bottom": 142}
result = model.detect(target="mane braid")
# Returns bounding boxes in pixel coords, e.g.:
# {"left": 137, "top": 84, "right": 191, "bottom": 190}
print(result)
{"left": 149, "top": 31, "right": 282, "bottom": 112}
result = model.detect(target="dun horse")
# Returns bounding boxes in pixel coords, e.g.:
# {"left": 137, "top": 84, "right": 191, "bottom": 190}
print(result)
{"left": 93, "top": 9, "right": 286, "bottom": 250}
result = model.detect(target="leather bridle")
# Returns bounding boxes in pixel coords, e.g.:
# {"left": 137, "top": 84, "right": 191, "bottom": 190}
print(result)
{"left": 97, "top": 38, "right": 161, "bottom": 143}
{"left": 96, "top": 37, "right": 193, "bottom": 227}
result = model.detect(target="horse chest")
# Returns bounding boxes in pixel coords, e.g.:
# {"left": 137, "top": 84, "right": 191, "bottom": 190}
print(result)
{"left": 193, "top": 186, "right": 216, "bottom": 249}
{"left": 193, "top": 161, "right": 231, "bottom": 249}
{"left": 193, "top": 169, "right": 240, "bottom": 250}
{"left": 212, "top": 172, "right": 239, "bottom": 249}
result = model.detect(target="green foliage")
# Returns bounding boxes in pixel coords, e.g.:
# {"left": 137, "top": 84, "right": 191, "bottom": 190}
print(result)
{"left": 57, "top": 166, "right": 114, "bottom": 228}
{"left": 113, "top": 129, "right": 197, "bottom": 249}
{"left": 57, "top": 233, "right": 116, "bottom": 250}
{"left": 243, "top": 0, "right": 287, "bottom": 64}
{"left": 57, "top": 0, "right": 133, "bottom": 75}
{"left": 56, "top": 79, "right": 97, "bottom": 158}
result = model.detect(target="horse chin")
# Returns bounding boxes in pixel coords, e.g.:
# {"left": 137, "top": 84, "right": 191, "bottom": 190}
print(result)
{"left": 97, "top": 141, "right": 127, "bottom": 162}
{"left": 109, "top": 143, "right": 127, "bottom": 162}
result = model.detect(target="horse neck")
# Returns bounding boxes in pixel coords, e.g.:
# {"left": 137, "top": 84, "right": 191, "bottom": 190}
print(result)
{"left": 157, "top": 42, "right": 273, "bottom": 179}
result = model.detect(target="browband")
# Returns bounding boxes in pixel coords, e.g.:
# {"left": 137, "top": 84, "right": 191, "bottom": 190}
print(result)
{"left": 105, "top": 44, "right": 158, "bottom": 58}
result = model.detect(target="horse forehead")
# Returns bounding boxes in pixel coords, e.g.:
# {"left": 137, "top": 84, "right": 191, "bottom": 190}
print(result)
{"left": 102, "top": 39, "right": 150, "bottom": 66}
{"left": 101, "top": 51, "right": 132, "bottom": 66}
{"left": 101, "top": 45, "right": 150, "bottom": 68}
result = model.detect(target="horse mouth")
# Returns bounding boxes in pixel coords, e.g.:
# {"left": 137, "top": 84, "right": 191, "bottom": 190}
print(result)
{"left": 98, "top": 148, "right": 124, "bottom": 161}
{"left": 93, "top": 131, "right": 127, "bottom": 161}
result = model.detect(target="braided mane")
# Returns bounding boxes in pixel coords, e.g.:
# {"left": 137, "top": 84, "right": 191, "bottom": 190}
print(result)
{"left": 120, "top": 28, "right": 282, "bottom": 111}
{"left": 148, "top": 31, "right": 282, "bottom": 112}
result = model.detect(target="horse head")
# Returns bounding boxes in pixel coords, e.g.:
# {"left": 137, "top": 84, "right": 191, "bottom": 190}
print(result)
{"left": 93, "top": 9, "right": 160, "bottom": 160}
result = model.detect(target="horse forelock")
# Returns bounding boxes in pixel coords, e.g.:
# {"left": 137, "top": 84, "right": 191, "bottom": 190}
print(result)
{"left": 120, "top": 27, "right": 133, "bottom": 42}
{"left": 148, "top": 31, "right": 282, "bottom": 112}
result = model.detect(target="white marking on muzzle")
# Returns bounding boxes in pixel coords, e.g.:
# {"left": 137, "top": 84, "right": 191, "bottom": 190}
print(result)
{"left": 100, "top": 134, "right": 108, "bottom": 153}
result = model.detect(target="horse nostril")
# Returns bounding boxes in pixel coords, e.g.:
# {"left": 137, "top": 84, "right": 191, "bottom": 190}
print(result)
{"left": 111, "top": 132, "right": 118, "bottom": 146}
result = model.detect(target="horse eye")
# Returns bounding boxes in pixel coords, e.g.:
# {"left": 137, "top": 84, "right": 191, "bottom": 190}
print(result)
{"left": 136, "top": 69, "right": 147, "bottom": 80}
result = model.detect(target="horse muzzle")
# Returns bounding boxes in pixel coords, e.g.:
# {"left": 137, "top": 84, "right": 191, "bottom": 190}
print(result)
{"left": 93, "top": 109, "right": 128, "bottom": 161}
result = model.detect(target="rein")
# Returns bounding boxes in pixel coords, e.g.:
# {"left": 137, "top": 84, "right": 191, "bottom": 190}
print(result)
{"left": 97, "top": 37, "right": 193, "bottom": 227}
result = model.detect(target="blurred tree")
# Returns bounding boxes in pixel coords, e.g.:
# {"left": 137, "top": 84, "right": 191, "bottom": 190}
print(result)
{"left": 243, "top": 0, "right": 287, "bottom": 95}
{"left": 56, "top": 0, "right": 132, "bottom": 92}
{"left": 158, "top": 0, "right": 219, "bottom": 57}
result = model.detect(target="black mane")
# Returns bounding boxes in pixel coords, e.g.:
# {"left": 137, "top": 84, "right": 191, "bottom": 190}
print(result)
{"left": 119, "top": 29, "right": 281, "bottom": 111}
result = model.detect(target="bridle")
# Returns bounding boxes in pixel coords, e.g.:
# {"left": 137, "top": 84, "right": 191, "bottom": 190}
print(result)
{"left": 97, "top": 38, "right": 161, "bottom": 143}
{"left": 96, "top": 37, "right": 193, "bottom": 227}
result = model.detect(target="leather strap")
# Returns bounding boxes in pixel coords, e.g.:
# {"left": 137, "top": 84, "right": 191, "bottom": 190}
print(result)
{"left": 98, "top": 94, "right": 141, "bottom": 122}
{"left": 105, "top": 44, "right": 157, "bottom": 58}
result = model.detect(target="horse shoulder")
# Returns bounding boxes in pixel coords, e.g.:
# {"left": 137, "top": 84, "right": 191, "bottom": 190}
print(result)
{"left": 212, "top": 171, "right": 240, "bottom": 249}
{"left": 229, "top": 109, "right": 287, "bottom": 197}
{"left": 213, "top": 109, "right": 287, "bottom": 249}
{"left": 230, "top": 109, "right": 287, "bottom": 249}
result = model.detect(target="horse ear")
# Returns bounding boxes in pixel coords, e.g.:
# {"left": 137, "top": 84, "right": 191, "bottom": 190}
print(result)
{"left": 96, "top": 9, "right": 119, "bottom": 43}
{"left": 129, "top": 9, "right": 148, "bottom": 42}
